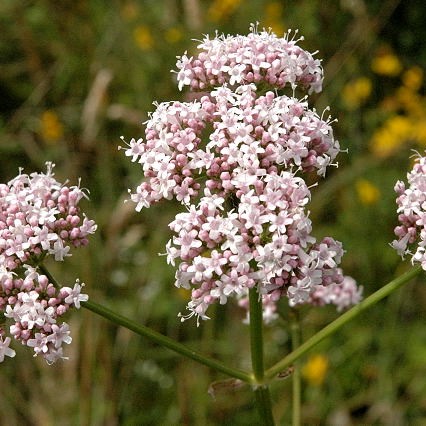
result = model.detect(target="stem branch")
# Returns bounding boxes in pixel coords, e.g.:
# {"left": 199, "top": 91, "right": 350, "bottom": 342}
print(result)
{"left": 81, "top": 299, "right": 251, "bottom": 382}
{"left": 39, "top": 264, "right": 252, "bottom": 383}
{"left": 265, "top": 266, "right": 423, "bottom": 380}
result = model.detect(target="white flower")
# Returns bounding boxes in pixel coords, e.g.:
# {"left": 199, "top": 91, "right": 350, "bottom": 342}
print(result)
{"left": 50, "top": 240, "right": 71, "bottom": 261}
{"left": 63, "top": 281, "right": 89, "bottom": 309}
{"left": 48, "top": 323, "right": 72, "bottom": 349}
{"left": 0, "top": 337, "right": 16, "bottom": 362}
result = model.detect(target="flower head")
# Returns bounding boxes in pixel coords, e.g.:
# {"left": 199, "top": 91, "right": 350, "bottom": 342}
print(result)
{"left": 123, "top": 25, "right": 360, "bottom": 324}
{"left": 1, "top": 270, "right": 88, "bottom": 363}
{"left": 392, "top": 152, "right": 426, "bottom": 269}
{"left": 0, "top": 163, "right": 97, "bottom": 271}
{"left": 0, "top": 164, "right": 95, "bottom": 363}
{"left": 175, "top": 24, "right": 323, "bottom": 93}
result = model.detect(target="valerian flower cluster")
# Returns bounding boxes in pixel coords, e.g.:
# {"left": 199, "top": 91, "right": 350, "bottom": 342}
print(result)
{"left": 123, "top": 25, "right": 362, "bottom": 324}
{"left": 0, "top": 163, "right": 96, "bottom": 363}
{"left": 392, "top": 153, "right": 426, "bottom": 269}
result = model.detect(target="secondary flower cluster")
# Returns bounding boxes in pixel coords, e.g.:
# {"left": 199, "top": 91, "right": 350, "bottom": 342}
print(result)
{"left": 166, "top": 174, "right": 361, "bottom": 323}
{"left": 176, "top": 23, "right": 323, "bottom": 93}
{"left": 392, "top": 152, "right": 426, "bottom": 269}
{"left": 0, "top": 164, "right": 96, "bottom": 363}
{"left": 123, "top": 26, "right": 361, "bottom": 323}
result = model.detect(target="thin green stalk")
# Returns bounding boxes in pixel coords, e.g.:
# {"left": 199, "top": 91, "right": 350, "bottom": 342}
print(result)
{"left": 265, "top": 265, "right": 423, "bottom": 381}
{"left": 81, "top": 300, "right": 251, "bottom": 382}
{"left": 249, "top": 288, "right": 275, "bottom": 425}
{"left": 290, "top": 310, "right": 301, "bottom": 426}
{"left": 39, "top": 264, "right": 252, "bottom": 383}
{"left": 249, "top": 287, "right": 265, "bottom": 382}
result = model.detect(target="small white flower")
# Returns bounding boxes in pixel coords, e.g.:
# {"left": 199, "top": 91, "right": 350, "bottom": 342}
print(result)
{"left": 63, "top": 280, "right": 89, "bottom": 309}
{"left": 0, "top": 337, "right": 16, "bottom": 362}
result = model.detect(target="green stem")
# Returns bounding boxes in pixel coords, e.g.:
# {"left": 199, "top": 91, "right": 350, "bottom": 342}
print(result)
{"left": 290, "top": 310, "right": 301, "bottom": 426}
{"left": 265, "top": 265, "right": 423, "bottom": 381}
{"left": 254, "top": 386, "right": 275, "bottom": 426}
{"left": 39, "top": 265, "right": 252, "bottom": 383}
{"left": 81, "top": 300, "right": 251, "bottom": 382}
{"left": 249, "top": 288, "right": 275, "bottom": 425}
{"left": 249, "top": 287, "right": 265, "bottom": 382}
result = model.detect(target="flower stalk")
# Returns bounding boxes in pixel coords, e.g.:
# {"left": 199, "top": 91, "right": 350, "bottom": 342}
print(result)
{"left": 290, "top": 310, "right": 302, "bottom": 426}
{"left": 249, "top": 287, "right": 275, "bottom": 424}
{"left": 265, "top": 265, "right": 423, "bottom": 380}
{"left": 39, "top": 264, "right": 252, "bottom": 382}
{"left": 253, "top": 386, "right": 275, "bottom": 426}
{"left": 249, "top": 287, "right": 266, "bottom": 383}
{"left": 81, "top": 299, "right": 253, "bottom": 383}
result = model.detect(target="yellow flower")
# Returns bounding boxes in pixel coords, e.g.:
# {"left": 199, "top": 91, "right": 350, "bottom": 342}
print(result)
{"left": 370, "top": 115, "right": 412, "bottom": 157}
{"left": 355, "top": 179, "right": 380, "bottom": 205}
{"left": 302, "top": 354, "right": 328, "bottom": 386}
{"left": 371, "top": 52, "right": 402, "bottom": 77}
{"left": 395, "top": 86, "right": 424, "bottom": 117}
{"left": 208, "top": 0, "right": 241, "bottom": 22}
{"left": 165, "top": 27, "right": 183, "bottom": 44}
{"left": 40, "top": 110, "right": 63, "bottom": 143}
{"left": 133, "top": 25, "right": 154, "bottom": 50}
{"left": 342, "top": 77, "right": 372, "bottom": 109}
{"left": 402, "top": 66, "right": 423, "bottom": 91}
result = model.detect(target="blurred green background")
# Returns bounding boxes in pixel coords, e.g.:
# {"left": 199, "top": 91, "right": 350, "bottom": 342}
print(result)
{"left": 1, "top": 0, "right": 426, "bottom": 424}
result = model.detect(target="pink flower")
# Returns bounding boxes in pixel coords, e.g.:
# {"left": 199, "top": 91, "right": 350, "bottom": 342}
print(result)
{"left": 62, "top": 281, "right": 89, "bottom": 309}
{"left": 48, "top": 323, "right": 72, "bottom": 349}
{"left": 0, "top": 336, "right": 16, "bottom": 362}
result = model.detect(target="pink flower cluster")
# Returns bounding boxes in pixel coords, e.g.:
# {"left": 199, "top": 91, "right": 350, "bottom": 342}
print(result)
{"left": 125, "top": 84, "right": 340, "bottom": 210}
{"left": 123, "top": 26, "right": 361, "bottom": 323}
{"left": 1, "top": 266, "right": 88, "bottom": 363}
{"left": 392, "top": 153, "right": 426, "bottom": 269}
{"left": 0, "top": 162, "right": 96, "bottom": 269}
{"left": 167, "top": 174, "right": 361, "bottom": 323}
{"left": 176, "top": 23, "right": 323, "bottom": 93}
{"left": 0, "top": 163, "right": 95, "bottom": 362}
